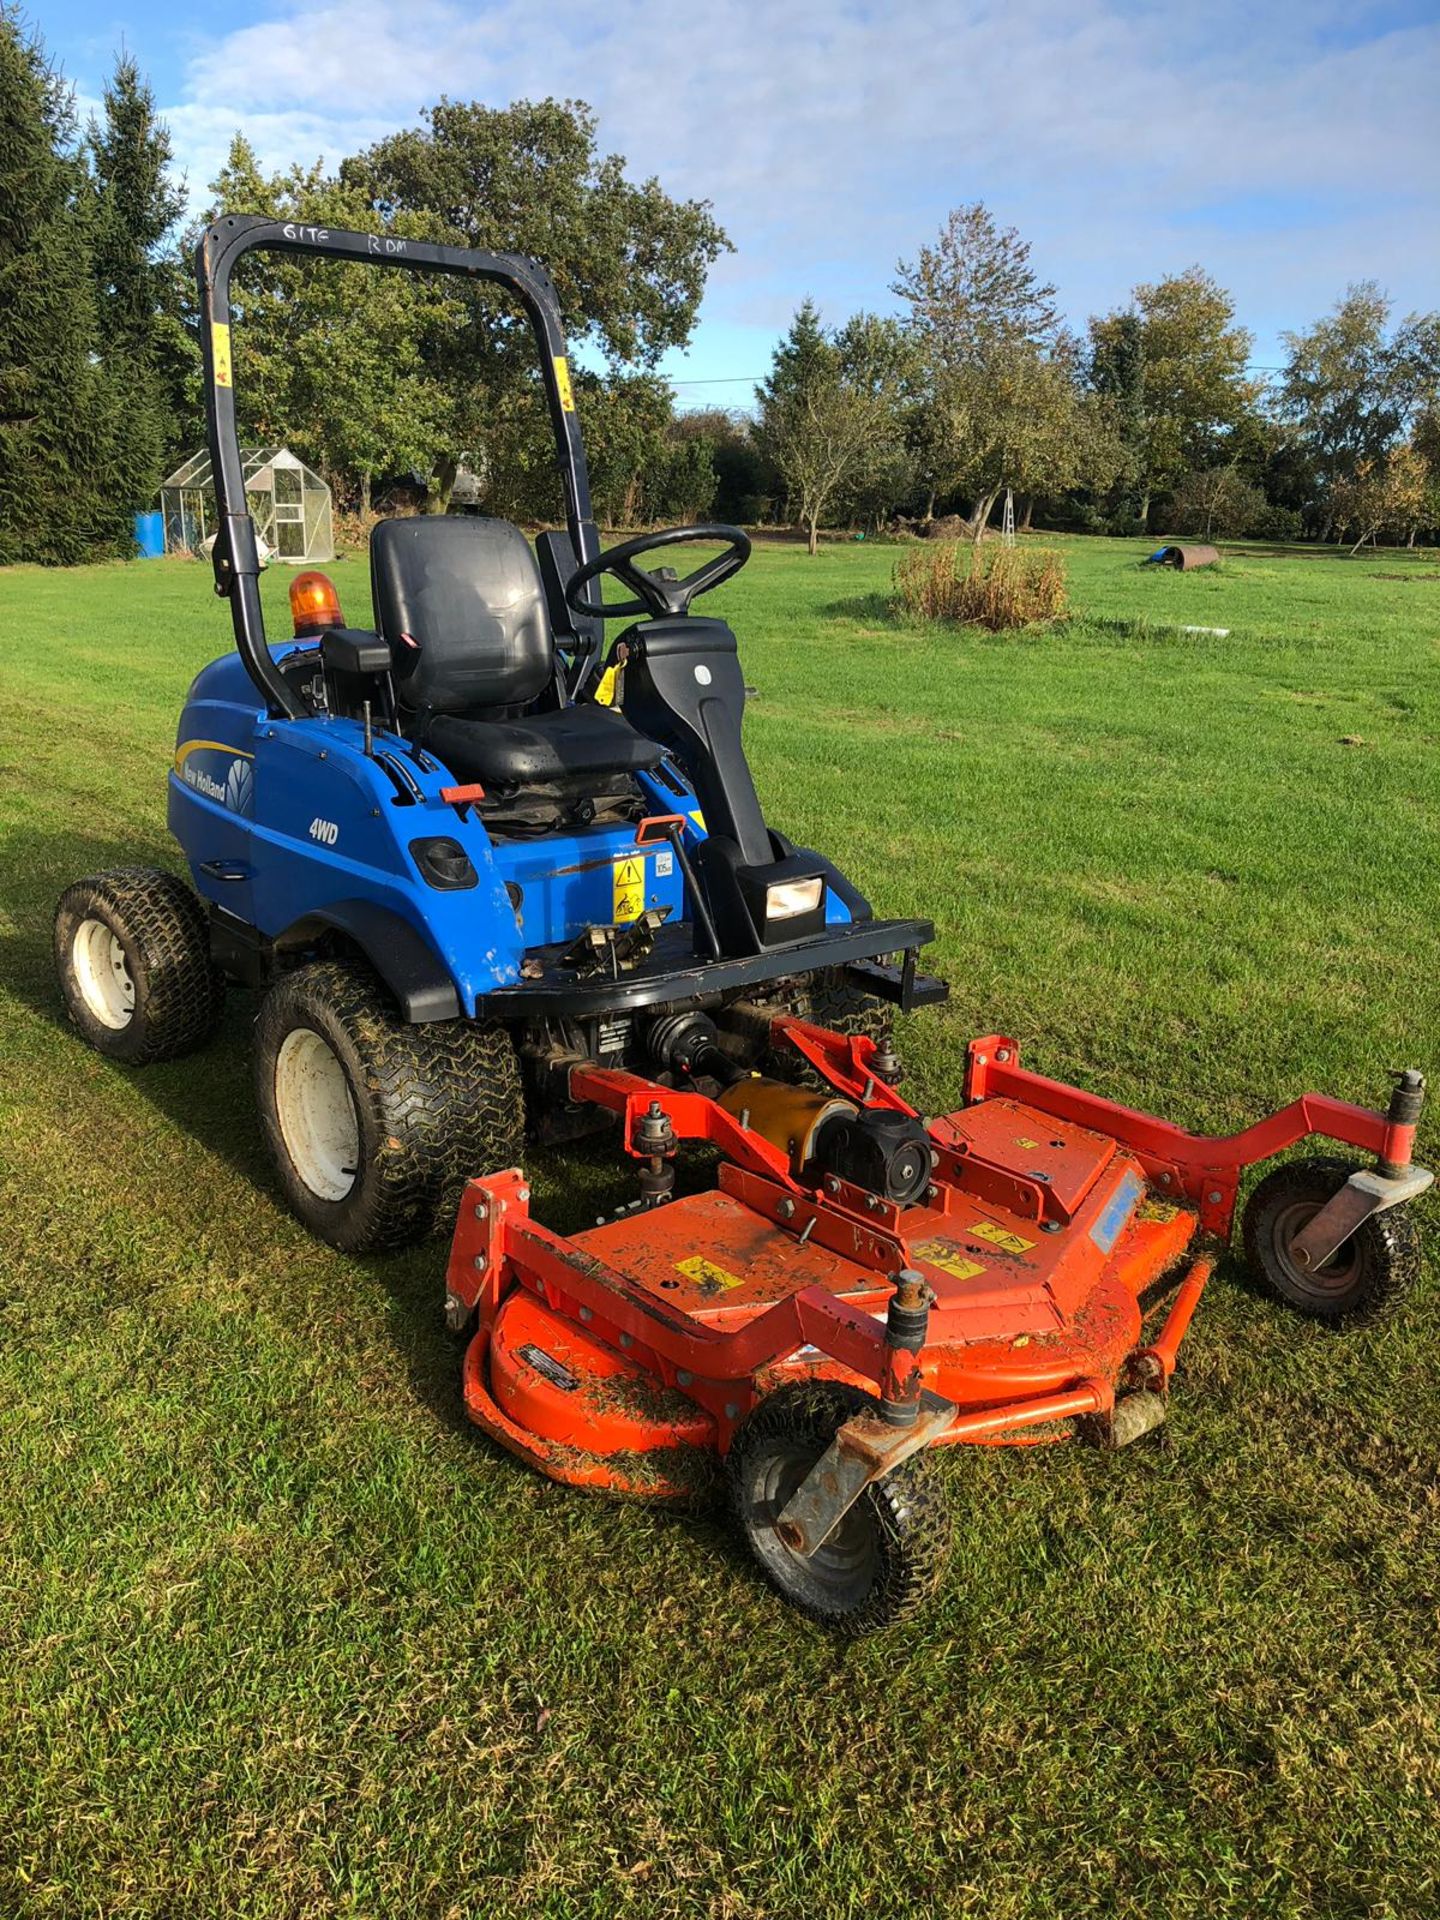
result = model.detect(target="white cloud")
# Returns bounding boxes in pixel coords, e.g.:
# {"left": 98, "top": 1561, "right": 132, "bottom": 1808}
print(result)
{"left": 160, "top": 0, "right": 1440, "bottom": 360}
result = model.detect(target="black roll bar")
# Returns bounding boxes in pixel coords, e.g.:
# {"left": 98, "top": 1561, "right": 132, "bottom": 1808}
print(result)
{"left": 197, "top": 214, "right": 602, "bottom": 719}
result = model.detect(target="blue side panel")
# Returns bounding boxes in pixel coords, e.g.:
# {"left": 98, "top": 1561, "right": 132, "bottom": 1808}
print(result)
{"left": 168, "top": 651, "right": 706, "bottom": 1010}
{"left": 168, "top": 655, "right": 267, "bottom": 923}
{"left": 170, "top": 649, "right": 526, "bottom": 1012}
{"left": 245, "top": 726, "right": 526, "bottom": 1009}
{"left": 167, "top": 648, "right": 856, "bottom": 1011}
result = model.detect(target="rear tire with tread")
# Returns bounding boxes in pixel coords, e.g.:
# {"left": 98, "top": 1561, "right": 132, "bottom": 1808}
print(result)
{"left": 54, "top": 868, "right": 223, "bottom": 1065}
{"left": 254, "top": 959, "right": 524, "bottom": 1253}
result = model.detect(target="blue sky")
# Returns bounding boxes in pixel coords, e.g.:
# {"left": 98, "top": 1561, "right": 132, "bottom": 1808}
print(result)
{"left": 37, "top": 0, "right": 1440, "bottom": 406}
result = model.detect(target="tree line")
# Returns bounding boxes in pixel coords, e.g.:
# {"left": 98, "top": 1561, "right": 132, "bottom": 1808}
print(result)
{"left": 756, "top": 207, "right": 1440, "bottom": 553}
{"left": 0, "top": 16, "right": 189, "bottom": 563}
{"left": 0, "top": 11, "right": 728, "bottom": 563}
{"left": 2, "top": 9, "right": 1436, "bottom": 566}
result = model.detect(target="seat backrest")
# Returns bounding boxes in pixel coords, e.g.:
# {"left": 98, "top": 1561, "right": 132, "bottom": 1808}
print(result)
{"left": 621, "top": 616, "right": 772, "bottom": 866}
{"left": 370, "top": 516, "right": 553, "bottom": 715}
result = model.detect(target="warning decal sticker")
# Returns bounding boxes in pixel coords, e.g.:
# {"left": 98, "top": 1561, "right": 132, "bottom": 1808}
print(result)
{"left": 969, "top": 1219, "right": 1036, "bottom": 1254}
{"left": 552, "top": 355, "right": 576, "bottom": 411}
{"left": 676, "top": 1255, "right": 744, "bottom": 1294}
{"left": 613, "top": 854, "right": 646, "bottom": 923}
{"left": 211, "top": 322, "right": 233, "bottom": 387}
{"left": 912, "top": 1239, "right": 987, "bottom": 1283}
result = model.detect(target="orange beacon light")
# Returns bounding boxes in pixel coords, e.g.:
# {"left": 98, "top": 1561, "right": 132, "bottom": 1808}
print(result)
{"left": 289, "top": 570, "right": 343, "bottom": 634}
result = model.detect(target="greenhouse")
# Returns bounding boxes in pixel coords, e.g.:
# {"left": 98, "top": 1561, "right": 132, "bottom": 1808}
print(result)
{"left": 159, "top": 446, "right": 334, "bottom": 563}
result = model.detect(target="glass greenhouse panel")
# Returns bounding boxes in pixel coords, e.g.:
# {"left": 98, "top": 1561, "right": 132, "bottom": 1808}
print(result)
{"left": 157, "top": 446, "right": 333, "bottom": 563}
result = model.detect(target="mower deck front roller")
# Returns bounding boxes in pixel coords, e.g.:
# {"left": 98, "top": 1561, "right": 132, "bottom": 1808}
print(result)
{"left": 443, "top": 1022, "right": 1431, "bottom": 1633}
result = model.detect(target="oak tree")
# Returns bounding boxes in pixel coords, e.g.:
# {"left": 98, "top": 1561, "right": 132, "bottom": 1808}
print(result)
{"left": 342, "top": 98, "right": 729, "bottom": 509}
{"left": 1089, "top": 270, "right": 1260, "bottom": 526}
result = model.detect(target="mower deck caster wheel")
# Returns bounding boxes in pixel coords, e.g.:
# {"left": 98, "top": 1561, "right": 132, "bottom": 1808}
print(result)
{"left": 726, "top": 1381, "right": 951, "bottom": 1635}
{"left": 254, "top": 959, "right": 523, "bottom": 1253}
{"left": 54, "top": 868, "right": 223, "bottom": 1064}
{"left": 1242, "top": 1155, "right": 1421, "bottom": 1325}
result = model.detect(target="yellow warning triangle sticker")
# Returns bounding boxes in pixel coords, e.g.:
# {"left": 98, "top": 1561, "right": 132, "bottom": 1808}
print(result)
{"left": 613, "top": 853, "right": 646, "bottom": 924}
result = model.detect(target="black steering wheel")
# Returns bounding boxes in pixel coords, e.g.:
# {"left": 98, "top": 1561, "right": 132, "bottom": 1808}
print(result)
{"left": 564, "top": 523, "right": 752, "bottom": 620}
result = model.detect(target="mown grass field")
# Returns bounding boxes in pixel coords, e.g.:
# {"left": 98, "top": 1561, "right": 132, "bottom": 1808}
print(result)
{"left": 2, "top": 534, "right": 1438, "bottom": 1918}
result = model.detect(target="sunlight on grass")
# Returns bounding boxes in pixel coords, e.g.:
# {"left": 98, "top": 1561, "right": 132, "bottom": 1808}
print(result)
{"left": 1, "top": 536, "right": 1438, "bottom": 1916}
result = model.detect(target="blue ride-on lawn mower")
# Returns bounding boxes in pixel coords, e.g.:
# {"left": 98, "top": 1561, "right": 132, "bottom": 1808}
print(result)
{"left": 53, "top": 218, "right": 1432, "bottom": 1632}
{"left": 54, "top": 216, "right": 946, "bottom": 1256}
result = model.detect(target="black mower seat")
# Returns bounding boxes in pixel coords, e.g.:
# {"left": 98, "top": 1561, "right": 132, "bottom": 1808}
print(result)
{"left": 370, "top": 514, "right": 661, "bottom": 788}
{"left": 423, "top": 703, "right": 662, "bottom": 789}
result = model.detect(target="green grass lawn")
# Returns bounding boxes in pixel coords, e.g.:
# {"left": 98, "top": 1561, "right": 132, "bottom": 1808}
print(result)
{"left": 2, "top": 534, "right": 1438, "bottom": 1918}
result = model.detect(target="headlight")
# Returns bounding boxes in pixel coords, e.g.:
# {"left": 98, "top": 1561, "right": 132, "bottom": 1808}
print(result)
{"left": 766, "top": 877, "right": 824, "bottom": 920}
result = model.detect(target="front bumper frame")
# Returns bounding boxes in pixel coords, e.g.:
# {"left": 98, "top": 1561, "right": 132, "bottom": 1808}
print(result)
{"left": 477, "top": 915, "right": 937, "bottom": 1016}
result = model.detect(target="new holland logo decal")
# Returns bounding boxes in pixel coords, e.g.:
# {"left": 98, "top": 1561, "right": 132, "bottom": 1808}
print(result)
{"left": 174, "top": 739, "right": 256, "bottom": 817}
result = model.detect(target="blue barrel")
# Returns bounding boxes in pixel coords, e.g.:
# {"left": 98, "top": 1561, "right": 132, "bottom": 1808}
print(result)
{"left": 134, "top": 509, "right": 165, "bottom": 558}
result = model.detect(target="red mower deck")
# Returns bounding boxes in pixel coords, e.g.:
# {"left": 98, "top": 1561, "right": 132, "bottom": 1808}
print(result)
{"left": 443, "top": 1019, "right": 1430, "bottom": 1632}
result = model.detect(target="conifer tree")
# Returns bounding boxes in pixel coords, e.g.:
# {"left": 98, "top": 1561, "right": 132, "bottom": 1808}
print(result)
{"left": 0, "top": 8, "right": 129, "bottom": 560}
{"left": 87, "top": 50, "right": 190, "bottom": 494}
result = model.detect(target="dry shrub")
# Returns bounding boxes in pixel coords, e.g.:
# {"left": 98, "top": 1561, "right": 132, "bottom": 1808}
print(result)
{"left": 332, "top": 500, "right": 431, "bottom": 555}
{"left": 332, "top": 503, "right": 387, "bottom": 553}
{"left": 893, "top": 541, "right": 1068, "bottom": 631}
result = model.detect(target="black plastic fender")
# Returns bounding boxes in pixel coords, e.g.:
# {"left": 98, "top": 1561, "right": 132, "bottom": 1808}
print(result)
{"left": 279, "top": 900, "right": 461, "bottom": 1022}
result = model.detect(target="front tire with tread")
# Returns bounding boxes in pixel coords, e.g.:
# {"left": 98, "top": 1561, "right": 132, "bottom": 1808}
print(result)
{"left": 254, "top": 959, "right": 524, "bottom": 1253}
{"left": 764, "top": 966, "right": 893, "bottom": 1085}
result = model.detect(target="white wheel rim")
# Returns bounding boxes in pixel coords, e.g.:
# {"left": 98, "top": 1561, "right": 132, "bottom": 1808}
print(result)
{"left": 274, "top": 1028, "right": 360, "bottom": 1202}
{"left": 73, "top": 918, "right": 135, "bottom": 1028}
